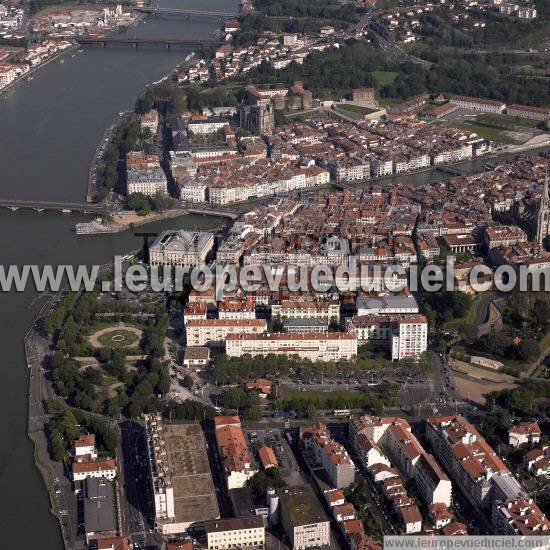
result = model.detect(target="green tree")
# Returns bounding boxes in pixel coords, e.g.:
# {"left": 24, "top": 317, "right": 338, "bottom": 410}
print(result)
{"left": 128, "top": 192, "right": 152, "bottom": 215}
{"left": 183, "top": 375, "right": 195, "bottom": 389}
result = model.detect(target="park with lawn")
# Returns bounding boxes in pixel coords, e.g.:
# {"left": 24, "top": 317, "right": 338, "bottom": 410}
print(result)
{"left": 90, "top": 324, "right": 143, "bottom": 351}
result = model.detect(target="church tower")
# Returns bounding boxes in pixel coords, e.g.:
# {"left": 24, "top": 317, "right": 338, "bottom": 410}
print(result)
{"left": 535, "top": 174, "right": 550, "bottom": 244}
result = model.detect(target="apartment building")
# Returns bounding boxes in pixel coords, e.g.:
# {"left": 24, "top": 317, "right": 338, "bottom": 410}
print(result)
{"left": 271, "top": 300, "right": 340, "bottom": 322}
{"left": 414, "top": 452, "right": 452, "bottom": 507}
{"left": 279, "top": 486, "right": 330, "bottom": 550}
{"left": 426, "top": 415, "right": 520, "bottom": 509}
{"left": 399, "top": 505, "right": 422, "bottom": 534}
{"left": 303, "top": 423, "right": 356, "bottom": 488}
{"left": 215, "top": 416, "right": 258, "bottom": 490}
{"left": 127, "top": 167, "right": 168, "bottom": 196}
{"left": 72, "top": 434, "right": 97, "bottom": 462}
{"left": 218, "top": 297, "right": 256, "bottom": 320}
{"left": 149, "top": 230, "right": 214, "bottom": 268}
{"left": 225, "top": 332, "right": 357, "bottom": 361}
{"left": 183, "top": 302, "right": 207, "bottom": 324}
{"left": 391, "top": 315, "right": 428, "bottom": 361}
{"left": 0, "top": 62, "right": 17, "bottom": 88}
{"left": 140, "top": 109, "right": 159, "bottom": 133}
{"left": 204, "top": 516, "right": 265, "bottom": 549}
{"left": 350, "top": 416, "right": 424, "bottom": 477}
{"left": 353, "top": 432, "right": 391, "bottom": 469}
{"left": 186, "top": 319, "right": 267, "bottom": 347}
{"left": 492, "top": 498, "right": 550, "bottom": 536}
{"left": 347, "top": 314, "right": 427, "bottom": 361}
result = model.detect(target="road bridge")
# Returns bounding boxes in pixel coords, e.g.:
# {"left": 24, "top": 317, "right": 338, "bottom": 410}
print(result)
{"left": 136, "top": 7, "right": 238, "bottom": 19}
{"left": 0, "top": 199, "right": 109, "bottom": 214}
{"left": 76, "top": 37, "right": 223, "bottom": 48}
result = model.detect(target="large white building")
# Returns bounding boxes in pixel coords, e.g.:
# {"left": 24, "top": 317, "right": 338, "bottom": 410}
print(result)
{"left": 391, "top": 315, "right": 428, "bottom": 361}
{"left": 271, "top": 300, "right": 340, "bottom": 322}
{"left": 204, "top": 516, "right": 265, "bottom": 550}
{"left": 187, "top": 116, "right": 229, "bottom": 135}
{"left": 449, "top": 95, "right": 506, "bottom": 114}
{"left": 149, "top": 230, "right": 214, "bottom": 268}
{"left": 127, "top": 168, "right": 168, "bottom": 196}
{"left": 225, "top": 332, "right": 357, "bottom": 362}
{"left": 186, "top": 318, "right": 267, "bottom": 347}
{"left": 347, "top": 314, "right": 428, "bottom": 361}
{"left": 72, "top": 459, "right": 117, "bottom": 482}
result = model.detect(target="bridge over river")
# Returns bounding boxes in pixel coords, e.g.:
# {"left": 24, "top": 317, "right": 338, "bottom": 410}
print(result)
{"left": 135, "top": 7, "right": 238, "bottom": 19}
{"left": 0, "top": 199, "right": 109, "bottom": 214}
{"left": 0, "top": 199, "right": 240, "bottom": 219}
{"left": 76, "top": 36, "right": 223, "bottom": 48}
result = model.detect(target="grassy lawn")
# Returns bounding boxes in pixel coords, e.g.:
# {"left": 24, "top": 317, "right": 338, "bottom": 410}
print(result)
{"left": 281, "top": 109, "right": 317, "bottom": 121}
{"left": 97, "top": 329, "right": 140, "bottom": 349}
{"left": 475, "top": 113, "right": 540, "bottom": 129}
{"left": 372, "top": 71, "right": 399, "bottom": 87}
{"left": 449, "top": 122, "right": 523, "bottom": 145}
{"left": 337, "top": 104, "right": 377, "bottom": 115}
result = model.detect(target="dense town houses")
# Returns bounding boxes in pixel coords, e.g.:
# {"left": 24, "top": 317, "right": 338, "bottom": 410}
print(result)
{"left": 492, "top": 498, "right": 550, "bottom": 535}
{"left": 169, "top": 109, "right": 491, "bottom": 205}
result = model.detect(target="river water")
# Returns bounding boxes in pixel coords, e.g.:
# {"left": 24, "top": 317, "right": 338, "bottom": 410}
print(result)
{"left": 0, "top": 1, "right": 235, "bottom": 547}
{"left": 0, "top": 0, "right": 548, "bottom": 546}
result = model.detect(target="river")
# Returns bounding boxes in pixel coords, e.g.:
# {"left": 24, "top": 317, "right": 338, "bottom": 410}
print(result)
{"left": 0, "top": 1, "right": 235, "bottom": 547}
{"left": 0, "top": 1, "right": 547, "bottom": 546}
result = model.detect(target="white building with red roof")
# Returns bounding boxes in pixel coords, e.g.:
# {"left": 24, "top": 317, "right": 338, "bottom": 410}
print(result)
{"left": 508, "top": 422, "right": 541, "bottom": 448}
